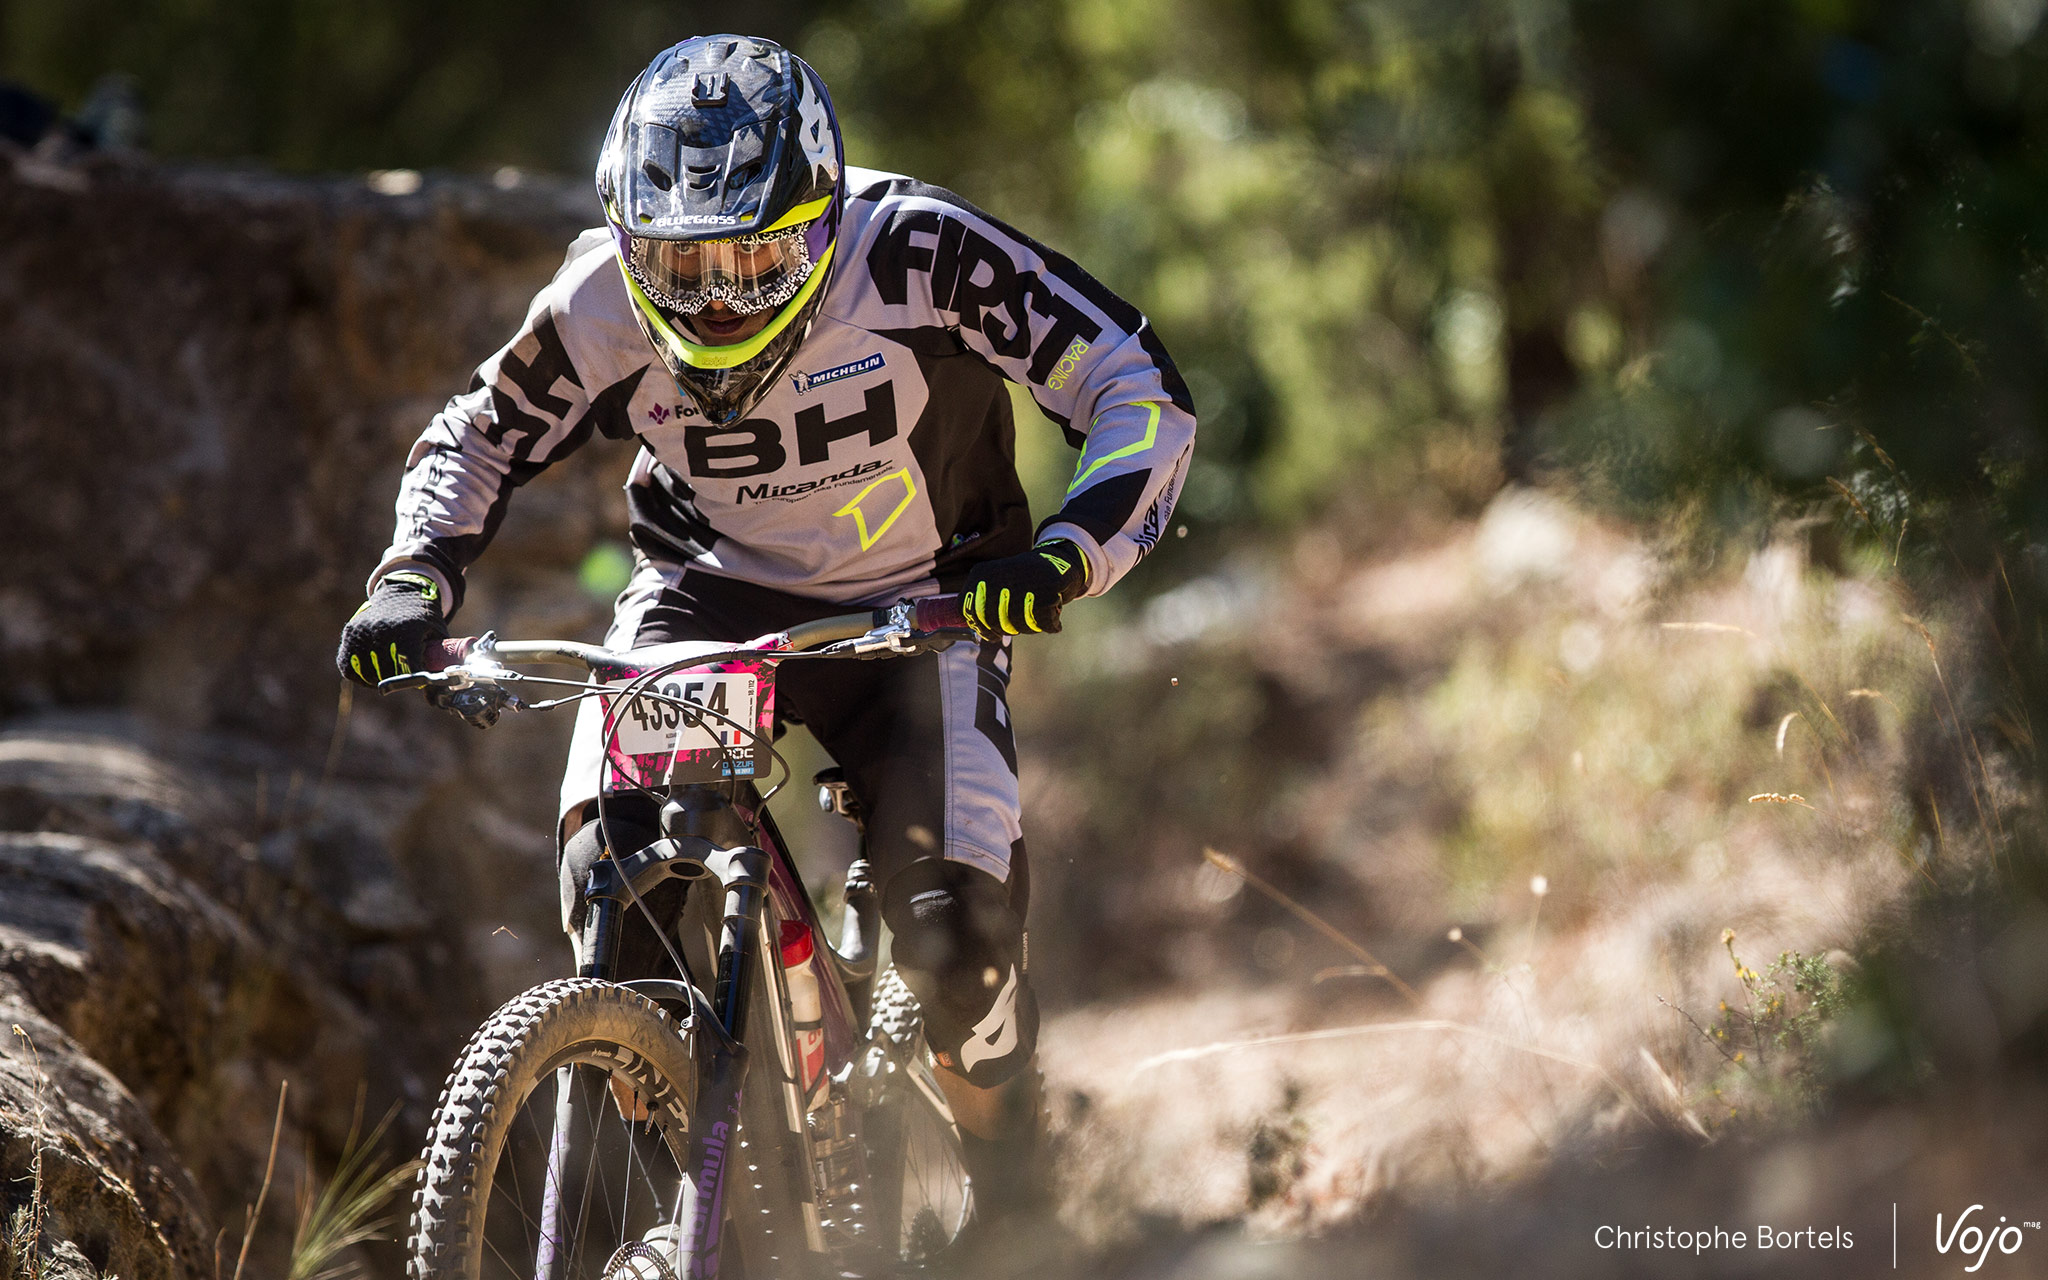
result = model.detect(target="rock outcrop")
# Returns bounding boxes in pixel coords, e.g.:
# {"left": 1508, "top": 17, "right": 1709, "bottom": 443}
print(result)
{"left": 1, "top": 143, "right": 637, "bottom": 1275}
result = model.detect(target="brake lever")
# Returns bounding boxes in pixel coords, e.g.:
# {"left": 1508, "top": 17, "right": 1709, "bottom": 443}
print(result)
{"left": 823, "top": 627, "right": 964, "bottom": 659}
{"left": 832, "top": 602, "right": 977, "bottom": 657}
{"left": 376, "top": 671, "right": 446, "bottom": 694}
{"left": 374, "top": 662, "right": 522, "bottom": 728}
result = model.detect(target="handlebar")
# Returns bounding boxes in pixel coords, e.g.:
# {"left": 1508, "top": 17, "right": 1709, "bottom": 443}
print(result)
{"left": 911, "top": 594, "right": 970, "bottom": 634}
{"left": 416, "top": 591, "right": 972, "bottom": 678}
{"left": 384, "top": 591, "right": 973, "bottom": 731}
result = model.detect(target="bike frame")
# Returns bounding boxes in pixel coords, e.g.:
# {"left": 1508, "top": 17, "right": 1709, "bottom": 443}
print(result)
{"left": 579, "top": 788, "right": 866, "bottom": 1277}
{"left": 392, "top": 598, "right": 966, "bottom": 1279}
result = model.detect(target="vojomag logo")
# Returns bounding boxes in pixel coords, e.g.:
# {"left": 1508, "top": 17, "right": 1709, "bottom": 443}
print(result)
{"left": 1936, "top": 1206, "right": 2040, "bottom": 1272}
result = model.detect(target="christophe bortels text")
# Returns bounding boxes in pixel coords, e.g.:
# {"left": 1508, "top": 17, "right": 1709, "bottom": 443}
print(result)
{"left": 1594, "top": 1224, "right": 1854, "bottom": 1254}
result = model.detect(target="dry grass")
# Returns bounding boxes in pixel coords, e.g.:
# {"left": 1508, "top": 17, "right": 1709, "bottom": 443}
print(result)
{"left": 228, "top": 1081, "right": 285, "bottom": 1280}
{"left": 216, "top": 1081, "right": 416, "bottom": 1280}
{"left": 4, "top": 1028, "right": 50, "bottom": 1280}
{"left": 286, "top": 1101, "right": 419, "bottom": 1280}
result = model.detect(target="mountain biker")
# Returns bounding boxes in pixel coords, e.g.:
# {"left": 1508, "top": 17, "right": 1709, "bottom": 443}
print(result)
{"left": 336, "top": 33, "right": 1195, "bottom": 1224}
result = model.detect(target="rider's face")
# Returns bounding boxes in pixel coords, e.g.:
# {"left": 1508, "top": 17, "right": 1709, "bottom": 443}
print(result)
{"left": 686, "top": 300, "right": 773, "bottom": 345}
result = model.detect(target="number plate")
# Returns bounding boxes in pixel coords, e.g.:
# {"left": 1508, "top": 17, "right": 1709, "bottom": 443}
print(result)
{"left": 605, "top": 673, "right": 760, "bottom": 758}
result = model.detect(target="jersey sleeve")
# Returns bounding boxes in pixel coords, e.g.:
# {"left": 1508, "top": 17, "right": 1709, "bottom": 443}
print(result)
{"left": 369, "top": 235, "right": 650, "bottom": 615}
{"left": 849, "top": 178, "right": 1197, "bottom": 596}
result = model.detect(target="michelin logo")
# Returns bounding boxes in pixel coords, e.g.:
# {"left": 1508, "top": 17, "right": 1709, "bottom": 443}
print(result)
{"left": 791, "top": 352, "right": 884, "bottom": 394}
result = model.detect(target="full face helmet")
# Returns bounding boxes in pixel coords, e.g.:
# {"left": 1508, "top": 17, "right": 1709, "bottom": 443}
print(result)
{"left": 596, "top": 35, "right": 845, "bottom": 424}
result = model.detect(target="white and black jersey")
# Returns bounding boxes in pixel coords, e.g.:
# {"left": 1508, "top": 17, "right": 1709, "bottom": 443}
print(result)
{"left": 372, "top": 167, "right": 1198, "bottom": 610}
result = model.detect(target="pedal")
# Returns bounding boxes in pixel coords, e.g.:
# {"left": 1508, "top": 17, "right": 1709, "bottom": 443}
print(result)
{"left": 813, "top": 767, "right": 863, "bottom": 826}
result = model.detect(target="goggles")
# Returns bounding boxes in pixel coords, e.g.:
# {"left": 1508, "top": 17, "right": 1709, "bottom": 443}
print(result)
{"left": 624, "top": 225, "right": 814, "bottom": 317}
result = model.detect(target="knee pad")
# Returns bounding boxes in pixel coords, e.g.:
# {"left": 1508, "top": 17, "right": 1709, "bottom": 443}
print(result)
{"left": 559, "top": 819, "right": 607, "bottom": 936}
{"left": 558, "top": 798, "right": 675, "bottom": 974}
{"left": 882, "top": 860, "right": 1038, "bottom": 1086}
{"left": 559, "top": 800, "right": 659, "bottom": 931}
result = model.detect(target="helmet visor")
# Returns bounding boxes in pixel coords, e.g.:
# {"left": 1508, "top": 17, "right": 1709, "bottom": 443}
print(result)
{"left": 625, "top": 226, "right": 814, "bottom": 317}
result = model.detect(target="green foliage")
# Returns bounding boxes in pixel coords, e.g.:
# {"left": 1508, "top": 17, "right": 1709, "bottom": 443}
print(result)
{"left": 1701, "top": 932, "right": 1855, "bottom": 1123}
{"left": 576, "top": 540, "right": 635, "bottom": 600}
{"left": 1557, "top": 1, "right": 2048, "bottom": 538}
{"left": 1416, "top": 560, "right": 1933, "bottom": 912}
{"left": 1, "top": 0, "right": 688, "bottom": 172}
{"left": 11, "top": 1, "right": 2048, "bottom": 581}
{"left": 3, "top": 1205, "right": 42, "bottom": 1280}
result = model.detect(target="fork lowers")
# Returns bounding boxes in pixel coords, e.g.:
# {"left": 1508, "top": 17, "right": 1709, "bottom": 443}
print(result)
{"left": 579, "top": 895, "right": 622, "bottom": 981}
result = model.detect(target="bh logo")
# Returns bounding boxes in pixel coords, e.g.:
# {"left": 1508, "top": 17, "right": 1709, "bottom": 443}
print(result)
{"left": 1937, "top": 1206, "right": 2039, "bottom": 1272}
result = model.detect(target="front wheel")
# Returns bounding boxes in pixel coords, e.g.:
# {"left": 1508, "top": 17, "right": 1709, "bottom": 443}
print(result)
{"left": 407, "top": 979, "right": 708, "bottom": 1280}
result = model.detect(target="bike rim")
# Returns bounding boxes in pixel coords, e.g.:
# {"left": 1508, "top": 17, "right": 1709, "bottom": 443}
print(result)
{"left": 896, "top": 1082, "right": 972, "bottom": 1261}
{"left": 478, "top": 1055, "right": 693, "bottom": 1280}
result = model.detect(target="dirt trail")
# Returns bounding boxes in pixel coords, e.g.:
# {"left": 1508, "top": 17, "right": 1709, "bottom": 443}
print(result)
{"left": 1006, "top": 491, "right": 2022, "bottom": 1276}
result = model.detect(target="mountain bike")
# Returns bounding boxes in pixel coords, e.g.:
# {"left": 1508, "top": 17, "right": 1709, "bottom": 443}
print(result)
{"left": 383, "top": 596, "right": 981, "bottom": 1280}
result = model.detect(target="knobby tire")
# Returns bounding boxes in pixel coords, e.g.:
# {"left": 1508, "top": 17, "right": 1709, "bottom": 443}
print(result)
{"left": 406, "top": 978, "right": 702, "bottom": 1280}
{"left": 863, "top": 968, "right": 974, "bottom": 1264}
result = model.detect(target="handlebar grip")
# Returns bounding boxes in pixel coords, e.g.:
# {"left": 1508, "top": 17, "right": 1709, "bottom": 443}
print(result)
{"left": 914, "top": 594, "right": 970, "bottom": 633}
{"left": 427, "top": 637, "right": 476, "bottom": 672}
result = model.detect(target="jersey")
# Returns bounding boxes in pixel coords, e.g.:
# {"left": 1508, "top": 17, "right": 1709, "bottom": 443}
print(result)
{"left": 370, "top": 167, "right": 1198, "bottom": 612}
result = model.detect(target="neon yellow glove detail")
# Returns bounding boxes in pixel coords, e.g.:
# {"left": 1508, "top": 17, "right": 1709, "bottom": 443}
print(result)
{"left": 960, "top": 540, "right": 1089, "bottom": 639}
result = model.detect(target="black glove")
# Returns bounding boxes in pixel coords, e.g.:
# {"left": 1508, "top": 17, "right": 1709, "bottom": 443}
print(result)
{"left": 960, "top": 540, "right": 1089, "bottom": 638}
{"left": 336, "top": 571, "right": 448, "bottom": 686}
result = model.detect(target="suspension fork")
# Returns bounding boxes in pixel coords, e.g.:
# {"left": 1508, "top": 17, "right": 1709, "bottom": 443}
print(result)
{"left": 578, "top": 893, "right": 624, "bottom": 981}
{"left": 574, "top": 833, "right": 776, "bottom": 1279}
{"left": 675, "top": 844, "right": 772, "bottom": 1280}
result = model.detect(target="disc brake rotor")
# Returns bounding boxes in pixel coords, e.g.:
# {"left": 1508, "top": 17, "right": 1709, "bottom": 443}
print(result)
{"left": 601, "top": 1241, "right": 679, "bottom": 1280}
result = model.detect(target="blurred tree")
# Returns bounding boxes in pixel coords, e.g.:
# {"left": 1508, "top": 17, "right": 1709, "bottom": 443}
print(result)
{"left": 1559, "top": 0, "right": 2048, "bottom": 834}
{"left": 2, "top": 0, "right": 1592, "bottom": 539}
{"left": 1, "top": 1, "right": 824, "bottom": 170}
{"left": 9, "top": 0, "right": 2048, "bottom": 734}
